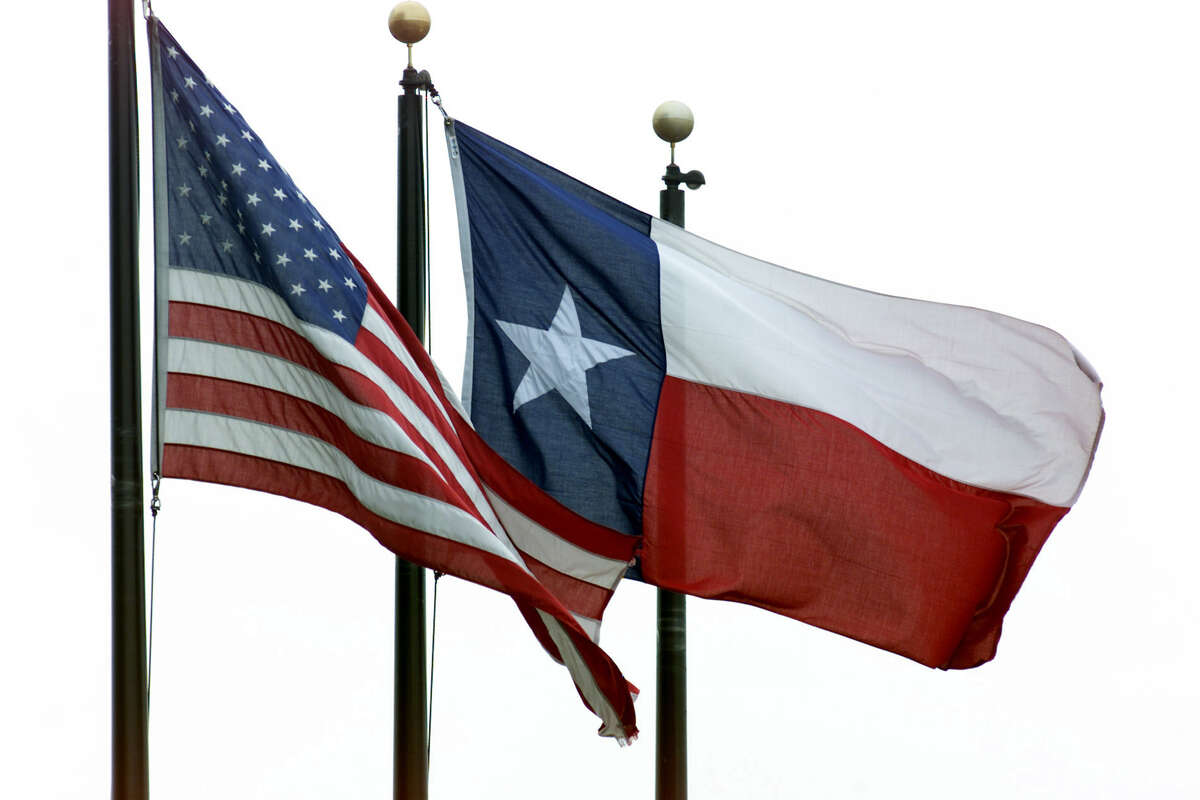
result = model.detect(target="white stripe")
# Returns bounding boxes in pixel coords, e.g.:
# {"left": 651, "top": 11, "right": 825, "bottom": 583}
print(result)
{"left": 571, "top": 614, "right": 602, "bottom": 643}
{"left": 483, "top": 488, "right": 629, "bottom": 590}
{"left": 359, "top": 305, "right": 455, "bottom": 430}
{"left": 435, "top": 363, "right": 472, "bottom": 424}
{"left": 170, "top": 266, "right": 293, "bottom": 334}
{"left": 651, "top": 219, "right": 1102, "bottom": 507}
{"left": 164, "top": 409, "right": 523, "bottom": 566}
{"left": 168, "top": 337, "right": 435, "bottom": 469}
{"left": 168, "top": 268, "right": 512, "bottom": 543}
{"left": 445, "top": 122, "right": 479, "bottom": 415}
{"left": 536, "top": 610, "right": 625, "bottom": 739}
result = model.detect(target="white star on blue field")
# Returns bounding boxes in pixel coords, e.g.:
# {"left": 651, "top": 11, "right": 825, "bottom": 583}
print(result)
{"left": 496, "top": 286, "right": 635, "bottom": 428}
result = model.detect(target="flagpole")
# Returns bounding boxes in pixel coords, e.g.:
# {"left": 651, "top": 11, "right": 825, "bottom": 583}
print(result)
{"left": 390, "top": 4, "right": 432, "bottom": 799}
{"left": 109, "top": 0, "right": 149, "bottom": 798}
{"left": 652, "top": 101, "right": 704, "bottom": 800}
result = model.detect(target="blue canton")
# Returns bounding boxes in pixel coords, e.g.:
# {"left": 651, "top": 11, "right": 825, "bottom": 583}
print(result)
{"left": 157, "top": 25, "right": 367, "bottom": 341}
{"left": 454, "top": 123, "right": 666, "bottom": 537}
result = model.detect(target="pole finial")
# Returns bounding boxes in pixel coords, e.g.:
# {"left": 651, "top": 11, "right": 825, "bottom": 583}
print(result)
{"left": 389, "top": 2, "right": 432, "bottom": 65}
{"left": 652, "top": 100, "right": 694, "bottom": 144}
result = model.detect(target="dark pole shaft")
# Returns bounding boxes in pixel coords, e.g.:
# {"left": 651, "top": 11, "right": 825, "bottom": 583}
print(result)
{"left": 109, "top": 1, "right": 149, "bottom": 798}
{"left": 657, "top": 182, "right": 687, "bottom": 800}
{"left": 394, "top": 65, "right": 428, "bottom": 800}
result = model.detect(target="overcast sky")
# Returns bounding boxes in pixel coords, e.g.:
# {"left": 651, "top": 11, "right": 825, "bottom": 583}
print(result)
{"left": 5, "top": 1, "right": 1199, "bottom": 797}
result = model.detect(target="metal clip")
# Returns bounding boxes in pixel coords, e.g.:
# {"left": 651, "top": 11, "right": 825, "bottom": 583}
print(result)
{"left": 150, "top": 473, "right": 162, "bottom": 517}
{"left": 431, "top": 93, "right": 449, "bottom": 122}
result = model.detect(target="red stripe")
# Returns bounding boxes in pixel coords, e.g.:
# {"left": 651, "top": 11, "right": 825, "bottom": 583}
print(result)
{"left": 356, "top": 324, "right": 461, "bottom": 447}
{"left": 162, "top": 444, "right": 556, "bottom": 614}
{"left": 348, "top": 247, "right": 444, "bottom": 396}
{"left": 514, "top": 602, "right": 639, "bottom": 736}
{"left": 348, "top": 254, "right": 493, "bottom": 510}
{"left": 352, "top": 323, "right": 487, "bottom": 501}
{"left": 642, "top": 376, "right": 1067, "bottom": 670}
{"left": 520, "top": 554, "right": 613, "bottom": 622}
{"left": 170, "top": 301, "right": 326, "bottom": 375}
{"left": 162, "top": 443, "right": 636, "bottom": 738}
{"left": 451, "top": 405, "right": 638, "bottom": 564}
{"left": 167, "top": 373, "right": 480, "bottom": 519}
{"left": 168, "top": 301, "right": 480, "bottom": 518}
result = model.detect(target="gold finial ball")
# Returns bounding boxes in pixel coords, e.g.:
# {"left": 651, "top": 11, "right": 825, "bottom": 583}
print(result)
{"left": 652, "top": 100, "right": 694, "bottom": 144}
{"left": 388, "top": 2, "right": 431, "bottom": 44}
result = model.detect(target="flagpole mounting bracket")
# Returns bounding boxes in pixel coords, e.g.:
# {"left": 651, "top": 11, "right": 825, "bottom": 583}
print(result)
{"left": 663, "top": 163, "right": 705, "bottom": 192}
{"left": 400, "top": 67, "right": 435, "bottom": 93}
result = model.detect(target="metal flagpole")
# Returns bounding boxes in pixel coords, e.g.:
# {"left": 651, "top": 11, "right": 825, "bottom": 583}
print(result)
{"left": 389, "top": 4, "right": 432, "bottom": 799}
{"left": 109, "top": 0, "right": 149, "bottom": 798}
{"left": 651, "top": 101, "right": 704, "bottom": 800}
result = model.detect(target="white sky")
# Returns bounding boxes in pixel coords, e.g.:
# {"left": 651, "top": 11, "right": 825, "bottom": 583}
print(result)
{"left": 5, "top": 1, "right": 1199, "bottom": 797}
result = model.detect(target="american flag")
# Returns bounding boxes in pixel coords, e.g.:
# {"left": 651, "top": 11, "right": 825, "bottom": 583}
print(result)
{"left": 148, "top": 17, "right": 638, "bottom": 741}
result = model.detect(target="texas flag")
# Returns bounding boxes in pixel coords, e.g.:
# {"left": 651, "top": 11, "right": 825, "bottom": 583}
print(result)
{"left": 447, "top": 121, "right": 1103, "bottom": 669}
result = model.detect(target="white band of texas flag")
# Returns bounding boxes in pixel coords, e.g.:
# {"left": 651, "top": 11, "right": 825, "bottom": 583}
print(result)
{"left": 447, "top": 120, "right": 1103, "bottom": 669}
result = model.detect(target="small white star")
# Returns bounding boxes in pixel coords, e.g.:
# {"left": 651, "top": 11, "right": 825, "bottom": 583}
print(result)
{"left": 177, "top": 184, "right": 191, "bottom": 197}
{"left": 177, "top": 232, "right": 191, "bottom": 245}
{"left": 236, "top": 221, "right": 247, "bottom": 234}
{"left": 272, "top": 188, "right": 287, "bottom": 201}
{"left": 223, "top": 102, "right": 236, "bottom": 114}
{"left": 332, "top": 309, "right": 346, "bottom": 323}
{"left": 183, "top": 76, "right": 197, "bottom": 89}
{"left": 220, "top": 239, "right": 234, "bottom": 252}
{"left": 253, "top": 251, "right": 261, "bottom": 263}
{"left": 288, "top": 218, "right": 303, "bottom": 231}
{"left": 188, "top": 120, "right": 196, "bottom": 133}
{"left": 170, "top": 90, "right": 179, "bottom": 103}
{"left": 261, "top": 222, "right": 276, "bottom": 236}
{"left": 166, "top": 46, "right": 179, "bottom": 59}
{"left": 343, "top": 276, "right": 357, "bottom": 290}
{"left": 197, "top": 165, "right": 208, "bottom": 177}
{"left": 312, "top": 218, "right": 324, "bottom": 231}
{"left": 241, "top": 130, "right": 254, "bottom": 142}
{"left": 204, "top": 150, "right": 212, "bottom": 161}
{"left": 290, "top": 282, "right": 305, "bottom": 296}
{"left": 303, "top": 248, "right": 318, "bottom": 262}
{"left": 175, "top": 136, "right": 188, "bottom": 149}
{"left": 317, "top": 279, "right": 332, "bottom": 292}
{"left": 220, "top": 180, "right": 228, "bottom": 190}
{"left": 295, "top": 191, "right": 307, "bottom": 205}
{"left": 246, "top": 192, "right": 261, "bottom": 206}
{"left": 328, "top": 248, "right": 341, "bottom": 261}
{"left": 215, "top": 134, "right": 230, "bottom": 147}
{"left": 231, "top": 163, "right": 246, "bottom": 177}
{"left": 257, "top": 159, "right": 272, "bottom": 172}
{"left": 199, "top": 105, "right": 214, "bottom": 118}
{"left": 276, "top": 253, "right": 292, "bottom": 267}
{"left": 216, "top": 193, "right": 228, "bottom": 206}
{"left": 199, "top": 213, "right": 212, "bottom": 225}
